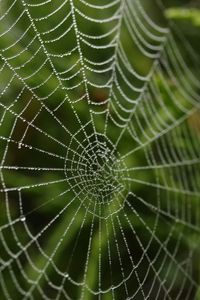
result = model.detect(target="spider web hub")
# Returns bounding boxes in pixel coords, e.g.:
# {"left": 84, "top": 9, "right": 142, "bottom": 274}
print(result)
{"left": 64, "top": 133, "right": 129, "bottom": 218}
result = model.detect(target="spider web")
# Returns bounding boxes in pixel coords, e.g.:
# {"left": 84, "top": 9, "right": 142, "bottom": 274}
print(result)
{"left": 0, "top": 0, "right": 200, "bottom": 299}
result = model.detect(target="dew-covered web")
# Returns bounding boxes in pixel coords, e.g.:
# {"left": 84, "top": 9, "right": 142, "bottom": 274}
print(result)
{"left": 0, "top": 0, "right": 200, "bottom": 299}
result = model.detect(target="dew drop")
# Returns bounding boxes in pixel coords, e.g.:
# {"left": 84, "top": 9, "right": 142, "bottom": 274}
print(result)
{"left": 20, "top": 215, "right": 26, "bottom": 222}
